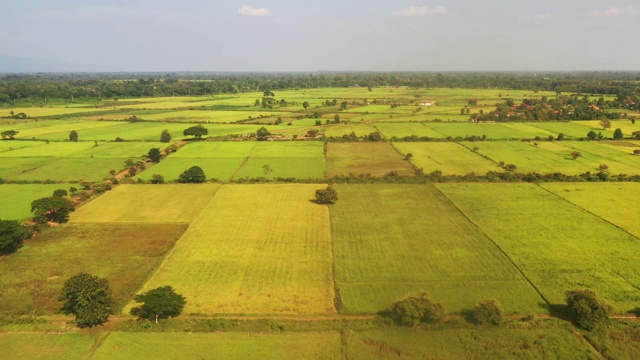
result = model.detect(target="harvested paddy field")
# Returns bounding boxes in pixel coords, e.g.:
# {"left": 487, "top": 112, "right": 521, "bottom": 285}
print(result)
{"left": 0, "top": 333, "right": 96, "bottom": 360}
{"left": 331, "top": 184, "right": 543, "bottom": 314}
{"left": 0, "top": 223, "right": 187, "bottom": 314}
{"left": 325, "top": 142, "right": 414, "bottom": 177}
{"left": 437, "top": 183, "right": 640, "bottom": 312}
{"left": 70, "top": 184, "right": 222, "bottom": 223}
{"left": 131, "top": 184, "right": 335, "bottom": 315}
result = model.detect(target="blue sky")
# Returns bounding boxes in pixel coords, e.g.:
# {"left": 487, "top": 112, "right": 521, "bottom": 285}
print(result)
{"left": 0, "top": 0, "right": 638, "bottom": 71}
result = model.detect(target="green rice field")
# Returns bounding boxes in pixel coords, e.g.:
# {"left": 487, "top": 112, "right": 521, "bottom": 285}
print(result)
{"left": 437, "top": 183, "right": 640, "bottom": 312}
{"left": 0, "top": 184, "right": 73, "bottom": 220}
{"left": 325, "top": 143, "right": 414, "bottom": 177}
{"left": 331, "top": 184, "right": 543, "bottom": 314}
{"left": 393, "top": 142, "right": 499, "bottom": 175}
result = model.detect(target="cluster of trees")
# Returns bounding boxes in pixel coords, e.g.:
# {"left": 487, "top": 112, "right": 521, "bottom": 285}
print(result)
{"left": 58, "top": 273, "right": 185, "bottom": 328}
{"left": 384, "top": 293, "right": 503, "bottom": 326}
{"left": 474, "top": 95, "right": 626, "bottom": 122}
{"left": 2, "top": 72, "right": 640, "bottom": 103}
{"left": 0, "top": 219, "right": 33, "bottom": 255}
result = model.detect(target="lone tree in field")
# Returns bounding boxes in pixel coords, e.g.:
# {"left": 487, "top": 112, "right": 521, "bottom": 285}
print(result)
{"left": 600, "top": 119, "right": 611, "bottom": 131}
{"left": 386, "top": 292, "right": 445, "bottom": 326}
{"left": 303, "top": 101, "right": 310, "bottom": 109}
{"left": 69, "top": 130, "right": 78, "bottom": 142}
{"left": 315, "top": 185, "right": 338, "bottom": 204}
{"left": 148, "top": 147, "right": 161, "bottom": 163}
{"left": 31, "top": 196, "right": 74, "bottom": 223}
{"left": 571, "top": 151, "right": 581, "bottom": 160}
{"left": 0, "top": 219, "right": 33, "bottom": 255}
{"left": 587, "top": 131, "right": 598, "bottom": 140}
{"left": 565, "top": 289, "right": 612, "bottom": 330}
{"left": 178, "top": 166, "right": 206, "bottom": 183}
{"left": 470, "top": 299, "right": 503, "bottom": 325}
{"left": 613, "top": 128, "right": 623, "bottom": 140}
{"left": 1, "top": 130, "right": 18, "bottom": 140}
{"left": 58, "top": 273, "right": 113, "bottom": 328}
{"left": 160, "top": 129, "right": 172, "bottom": 143}
{"left": 130, "top": 286, "right": 186, "bottom": 324}
{"left": 183, "top": 125, "right": 208, "bottom": 139}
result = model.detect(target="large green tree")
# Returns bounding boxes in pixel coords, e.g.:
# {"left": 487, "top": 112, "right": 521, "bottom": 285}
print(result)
{"left": 178, "top": 166, "right": 206, "bottom": 183}
{"left": 183, "top": 125, "right": 208, "bottom": 139}
{"left": 130, "top": 286, "right": 186, "bottom": 324}
{"left": 1, "top": 130, "right": 18, "bottom": 140}
{"left": 58, "top": 273, "right": 113, "bottom": 328}
{"left": 565, "top": 289, "right": 612, "bottom": 330}
{"left": 148, "top": 147, "right": 161, "bottom": 163}
{"left": 386, "top": 292, "right": 445, "bottom": 326}
{"left": 31, "top": 196, "right": 74, "bottom": 223}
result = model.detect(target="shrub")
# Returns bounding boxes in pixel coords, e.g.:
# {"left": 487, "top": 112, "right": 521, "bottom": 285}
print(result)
{"left": 150, "top": 174, "right": 165, "bottom": 184}
{"left": 386, "top": 292, "right": 445, "bottom": 326}
{"left": 565, "top": 289, "right": 612, "bottom": 330}
{"left": 52, "top": 189, "right": 68, "bottom": 197}
{"left": 0, "top": 220, "right": 33, "bottom": 255}
{"left": 471, "top": 299, "right": 503, "bottom": 325}
{"left": 315, "top": 186, "right": 338, "bottom": 204}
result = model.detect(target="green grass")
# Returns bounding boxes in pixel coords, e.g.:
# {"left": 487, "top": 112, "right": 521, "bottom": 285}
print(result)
{"left": 325, "top": 143, "right": 414, "bottom": 177}
{"left": 0, "top": 157, "right": 52, "bottom": 179}
{"left": 249, "top": 141, "right": 324, "bottom": 157}
{"left": 346, "top": 323, "right": 599, "bottom": 359}
{"left": 129, "top": 184, "right": 335, "bottom": 315}
{"left": 331, "top": 184, "right": 543, "bottom": 314}
{"left": 393, "top": 142, "right": 499, "bottom": 175}
{"left": 10, "top": 157, "right": 128, "bottom": 181}
{"left": 70, "top": 184, "right": 222, "bottom": 223}
{"left": 529, "top": 122, "right": 596, "bottom": 138}
{"left": 0, "top": 142, "right": 95, "bottom": 157}
{"left": 466, "top": 141, "right": 640, "bottom": 174}
{"left": 233, "top": 157, "right": 326, "bottom": 179}
{"left": 437, "top": 183, "right": 640, "bottom": 312}
{"left": 137, "top": 157, "right": 247, "bottom": 181}
{"left": 324, "top": 123, "right": 379, "bottom": 137}
{"left": 171, "top": 141, "right": 257, "bottom": 158}
{"left": 374, "top": 123, "right": 445, "bottom": 139}
{"left": 424, "top": 122, "right": 533, "bottom": 139}
{"left": 91, "top": 331, "right": 341, "bottom": 360}
{"left": 130, "top": 110, "right": 288, "bottom": 123}
{"left": 541, "top": 183, "right": 640, "bottom": 238}
{"left": 0, "top": 184, "right": 73, "bottom": 220}
{"left": 584, "top": 323, "right": 640, "bottom": 360}
{"left": 0, "top": 333, "right": 95, "bottom": 360}
{"left": 0, "top": 223, "right": 187, "bottom": 314}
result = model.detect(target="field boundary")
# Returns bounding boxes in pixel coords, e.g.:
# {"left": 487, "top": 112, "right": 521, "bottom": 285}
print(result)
{"left": 327, "top": 205, "right": 341, "bottom": 313}
{"left": 432, "top": 183, "right": 553, "bottom": 311}
{"left": 119, "top": 186, "right": 223, "bottom": 313}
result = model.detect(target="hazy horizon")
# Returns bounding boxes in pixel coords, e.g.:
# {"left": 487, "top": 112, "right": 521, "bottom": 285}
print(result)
{"left": 1, "top": 0, "right": 639, "bottom": 72}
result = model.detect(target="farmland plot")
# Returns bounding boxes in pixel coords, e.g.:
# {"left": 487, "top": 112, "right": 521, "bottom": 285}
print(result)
{"left": 0, "top": 223, "right": 187, "bottom": 314}
{"left": 138, "top": 157, "right": 246, "bottom": 181}
{"left": 325, "top": 143, "right": 414, "bottom": 177}
{"left": 541, "top": 183, "right": 640, "bottom": 238}
{"left": 437, "top": 183, "right": 640, "bottom": 311}
{"left": 346, "top": 325, "right": 599, "bottom": 359}
{"left": 131, "top": 184, "right": 335, "bottom": 315}
{"left": 331, "top": 184, "right": 542, "bottom": 314}
{"left": 393, "top": 142, "right": 499, "bottom": 175}
{"left": 71, "top": 184, "right": 222, "bottom": 223}
{"left": 0, "top": 184, "right": 73, "bottom": 220}
{"left": 375, "top": 123, "right": 445, "bottom": 139}
{"left": 0, "top": 333, "right": 95, "bottom": 360}
{"left": 91, "top": 332, "right": 341, "bottom": 360}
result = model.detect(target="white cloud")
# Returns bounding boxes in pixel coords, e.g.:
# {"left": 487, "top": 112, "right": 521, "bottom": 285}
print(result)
{"left": 392, "top": 5, "right": 448, "bottom": 17}
{"left": 238, "top": 5, "right": 272, "bottom": 17}
{"left": 592, "top": 5, "right": 636, "bottom": 17}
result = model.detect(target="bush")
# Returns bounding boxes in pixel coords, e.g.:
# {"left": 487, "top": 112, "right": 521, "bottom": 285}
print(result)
{"left": 0, "top": 220, "right": 33, "bottom": 255}
{"left": 386, "top": 292, "right": 445, "bottom": 326}
{"left": 565, "top": 289, "right": 612, "bottom": 330}
{"left": 315, "top": 186, "right": 338, "bottom": 204}
{"left": 52, "top": 189, "right": 68, "bottom": 197}
{"left": 471, "top": 299, "right": 503, "bottom": 325}
{"left": 178, "top": 166, "right": 206, "bottom": 183}
{"left": 150, "top": 174, "right": 165, "bottom": 184}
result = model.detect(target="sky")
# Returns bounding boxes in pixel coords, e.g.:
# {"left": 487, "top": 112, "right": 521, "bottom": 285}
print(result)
{"left": 0, "top": 0, "right": 639, "bottom": 72}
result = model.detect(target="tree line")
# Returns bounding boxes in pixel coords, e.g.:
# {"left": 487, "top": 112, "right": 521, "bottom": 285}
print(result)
{"left": 2, "top": 72, "right": 640, "bottom": 103}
